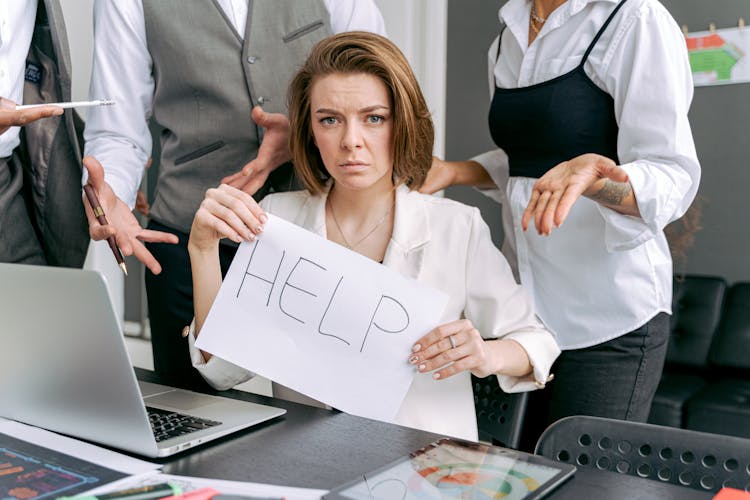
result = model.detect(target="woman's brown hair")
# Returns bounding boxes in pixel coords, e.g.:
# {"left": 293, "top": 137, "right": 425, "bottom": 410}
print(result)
{"left": 287, "top": 31, "right": 434, "bottom": 194}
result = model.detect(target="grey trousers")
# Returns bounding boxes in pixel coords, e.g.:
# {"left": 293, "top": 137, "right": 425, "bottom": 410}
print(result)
{"left": 0, "top": 153, "right": 46, "bottom": 264}
{"left": 520, "top": 312, "right": 670, "bottom": 451}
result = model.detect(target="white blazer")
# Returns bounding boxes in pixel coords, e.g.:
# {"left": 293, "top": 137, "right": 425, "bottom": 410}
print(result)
{"left": 190, "top": 185, "right": 560, "bottom": 441}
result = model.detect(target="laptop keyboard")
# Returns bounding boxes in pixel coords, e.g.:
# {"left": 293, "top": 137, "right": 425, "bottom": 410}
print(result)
{"left": 146, "top": 406, "right": 222, "bottom": 442}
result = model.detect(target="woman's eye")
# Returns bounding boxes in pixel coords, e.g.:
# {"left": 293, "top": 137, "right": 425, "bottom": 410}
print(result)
{"left": 321, "top": 117, "right": 337, "bottom": 125}
{"left": 366, "top": 115, "right": 384, "bottom": 124}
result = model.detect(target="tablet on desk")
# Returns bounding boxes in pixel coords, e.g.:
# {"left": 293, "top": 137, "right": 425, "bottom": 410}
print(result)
{"left": 326, "top": 438, "right": 576, "bottom": 500}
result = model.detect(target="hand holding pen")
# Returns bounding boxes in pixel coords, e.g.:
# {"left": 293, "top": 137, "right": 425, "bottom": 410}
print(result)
{"left": 83, "top": 183, "right": 128, "bottom": 275}
{"left": 82, "top": 157, "right": 179, "bottom": 275}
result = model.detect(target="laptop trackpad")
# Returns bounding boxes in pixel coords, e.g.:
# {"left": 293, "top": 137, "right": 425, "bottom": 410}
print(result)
{"left": 144, "top": 390, "right": 216, "bottom": 411}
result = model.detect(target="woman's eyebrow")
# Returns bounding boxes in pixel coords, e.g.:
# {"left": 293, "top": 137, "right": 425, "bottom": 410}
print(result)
{"left": 314, "top": 104, "right": 390, "bottom": 114}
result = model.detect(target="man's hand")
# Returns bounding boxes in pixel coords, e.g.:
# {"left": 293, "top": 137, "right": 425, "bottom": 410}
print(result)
{"left": 0, "top": 97, "right": 63, "bottom": 135}
{"left": 221, "top": 106, "right": 292, "bottom": 195}
{"left": 83, "top": 156, "right": 179, "bottom": 274}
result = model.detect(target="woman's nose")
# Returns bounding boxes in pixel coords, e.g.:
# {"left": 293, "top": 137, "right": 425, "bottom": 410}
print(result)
{"left": 341, "top": 123, "right": 364, "bottom": 150}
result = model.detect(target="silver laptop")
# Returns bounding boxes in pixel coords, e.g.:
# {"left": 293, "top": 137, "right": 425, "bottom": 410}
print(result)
{"left": 0, "top": 263, "right": 285, "bottom": 457}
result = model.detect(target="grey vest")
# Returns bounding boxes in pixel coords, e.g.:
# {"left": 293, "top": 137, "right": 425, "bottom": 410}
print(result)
{"left": 5, "top": 0, "right": 88, "bottom": 267}
{"left": 142, "top": 0, "right": 332, "bottom": 233}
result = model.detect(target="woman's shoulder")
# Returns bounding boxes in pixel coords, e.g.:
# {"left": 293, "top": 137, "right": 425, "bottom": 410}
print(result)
{"left": 406, "top": 190, "right": 483, "bottom": 227}
{"left": 616, "top": 0, "right": 678, "bottom": 25}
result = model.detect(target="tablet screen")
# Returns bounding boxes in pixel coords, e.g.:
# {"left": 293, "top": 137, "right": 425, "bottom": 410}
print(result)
{"left": 327, "top": 438, "right": 575, "bottom": 500}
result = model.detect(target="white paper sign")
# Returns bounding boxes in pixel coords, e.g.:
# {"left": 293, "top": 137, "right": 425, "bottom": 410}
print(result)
{"left": 196, "top": 214, "right": 448, "bottom": 423}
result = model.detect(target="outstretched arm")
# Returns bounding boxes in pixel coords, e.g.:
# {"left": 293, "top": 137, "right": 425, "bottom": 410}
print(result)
{"left": 419, "top": 158, "right": 496, "bottom": 194}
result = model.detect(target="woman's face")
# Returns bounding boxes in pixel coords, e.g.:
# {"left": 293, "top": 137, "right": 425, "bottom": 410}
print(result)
{"left": 309, "top": 72, "right": 394, "bottom": 193}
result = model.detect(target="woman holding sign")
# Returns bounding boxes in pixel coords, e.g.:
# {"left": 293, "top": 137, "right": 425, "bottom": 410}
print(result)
{"left": 186, "top": 32, "right": 559, "bottom": 441}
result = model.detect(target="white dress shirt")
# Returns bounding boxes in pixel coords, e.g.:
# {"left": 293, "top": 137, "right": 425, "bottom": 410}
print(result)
{"left": 473, "top": 0, "right": 700, "bottom": 349}
{"left": 83, "top": 0, "right": 386, "bottom": 208}
{"left": 187, "top": 185, "right": 560, "bottom": 441}
{"left": 0, "top": 0, "right": 38, "bottom": 157}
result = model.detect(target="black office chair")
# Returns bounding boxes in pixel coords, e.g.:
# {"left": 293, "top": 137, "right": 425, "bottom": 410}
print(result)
{"left": 472, "top": 374, "right": 528, "bottom": 449}
{"left": 535, "top": 415, "right": 750, "bottom": 493}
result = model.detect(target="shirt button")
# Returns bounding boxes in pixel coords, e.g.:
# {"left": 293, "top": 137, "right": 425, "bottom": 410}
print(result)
{"left": 247, "top": 56, "right": 257, "bottom": 64}
{"left": 257, "top": 96, "right": 265, "bottom": 105}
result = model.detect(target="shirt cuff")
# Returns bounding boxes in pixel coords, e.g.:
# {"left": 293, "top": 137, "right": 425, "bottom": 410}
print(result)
{"left": 186, "top": 320, "right": 255, "bottom": 391}
{"left": 471, "top": 149, "right": 509, "bottom": 204}
{"left": 497, "top": 330, "right": 560, "bottom": 393}
{"left": 597, "top": 160, "right": 689, "bottom": 252}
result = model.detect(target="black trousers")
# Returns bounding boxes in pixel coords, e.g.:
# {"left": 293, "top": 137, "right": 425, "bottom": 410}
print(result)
{"left": 145, "top": 219, "right": 237, "bottom": 390}
{"left": 519, "top": 312, "right": 670, "bottom": 451}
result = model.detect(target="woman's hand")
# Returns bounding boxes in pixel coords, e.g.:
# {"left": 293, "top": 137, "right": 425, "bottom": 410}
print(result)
{"left": 188, "top": 183, "right": 268, "bottom": 254}
{"left": 419, "top": 157, "right": 457, "bottom": 194}
{"left": 521, "top": 153, "right": 638, "bottom": 236}
{"left": 409, "top": 319, "right": 498, "bottom": 379}
{"left": 419, "top": 158, "right": 496, "bottom": 194}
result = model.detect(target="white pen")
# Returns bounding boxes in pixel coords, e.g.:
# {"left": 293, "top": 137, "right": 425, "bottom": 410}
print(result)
{"left": 15, "top": 99, "right": 116, "bottom": 110}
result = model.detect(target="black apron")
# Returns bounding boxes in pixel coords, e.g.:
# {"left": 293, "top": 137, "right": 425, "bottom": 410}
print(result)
{"left": 488, "top": 0, "right": 628, "bottom": 179}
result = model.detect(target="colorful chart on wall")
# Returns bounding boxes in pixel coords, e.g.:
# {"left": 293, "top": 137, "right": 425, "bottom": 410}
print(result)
{"left": 326, "top": 439, "right": 576, "bottom": 500}
{"left": 686, "top": 26, "right": 750, "bottom": 86}
{"left": 0, "top": 432, "right": 127, "bottom": 500}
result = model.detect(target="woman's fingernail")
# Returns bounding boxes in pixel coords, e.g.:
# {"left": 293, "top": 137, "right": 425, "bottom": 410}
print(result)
{"left": 254, "top": 225, "right": 263, "bottom": 233}
{"left": 247, "top": 232, "right": 255, "bottom": 240}
{"left": 408, "top": 355, "right": 418, "bottom": 364}
{"left": 418, "top": 364, "right": 426, "bottom": 372}
{"left": 412, "top": 344, "right": 421, "bottom": 352}
{"left": 433, "top": 373, "right": 441, "bottom": 380}
{"left": 259, "top": 214, "right": 268, "bottom": 224}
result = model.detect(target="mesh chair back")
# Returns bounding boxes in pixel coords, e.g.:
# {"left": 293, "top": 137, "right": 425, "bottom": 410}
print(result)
{"left": 535, "top": 415, "right": 750, "bottom": 493}
{"left": 472, "top": 374, "right": 527, "bottom": 449}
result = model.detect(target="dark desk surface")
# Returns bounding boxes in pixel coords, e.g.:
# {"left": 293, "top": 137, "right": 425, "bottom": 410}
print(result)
{"left": 139, "top": 370, "right": 712, "bottom": 499}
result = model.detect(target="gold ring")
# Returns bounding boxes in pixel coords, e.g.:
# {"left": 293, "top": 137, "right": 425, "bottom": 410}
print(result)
{"left": 448, "top": 335, "right": 456, "bottom": 349}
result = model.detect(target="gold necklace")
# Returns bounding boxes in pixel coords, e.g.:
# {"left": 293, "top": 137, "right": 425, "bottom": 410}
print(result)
{"left": 328, "top": 192, "right": 394, "bottom": 250}
{"left": 530, "top": 4, "right": 547, "bottom": 33}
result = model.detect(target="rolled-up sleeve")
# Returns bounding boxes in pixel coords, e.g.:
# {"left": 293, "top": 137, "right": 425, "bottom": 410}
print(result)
{"left": 595, "top": 6, "right": 700, "bottom": 251}
{"left": 462, "top": 209, "right": 560, "bottom": 393}
{"left": 187, "top": 320, "right": 255, "bottom": 391}
{"left": 471, "top": 149, "right": 509, "bottom": 204}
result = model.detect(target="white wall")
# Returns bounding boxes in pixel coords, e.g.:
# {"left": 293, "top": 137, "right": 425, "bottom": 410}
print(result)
{"left": 374, "top": 0, "right": 447, "bottom": 157}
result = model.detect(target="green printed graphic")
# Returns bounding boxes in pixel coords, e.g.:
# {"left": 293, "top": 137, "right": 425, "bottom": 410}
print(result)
{"left": 689, "top": 48, "right": 739, "bottom": 81}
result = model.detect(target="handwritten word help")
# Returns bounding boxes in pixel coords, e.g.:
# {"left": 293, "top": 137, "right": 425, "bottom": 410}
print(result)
{"left": 236, "top": 238, "right": 410, "bottom": 354}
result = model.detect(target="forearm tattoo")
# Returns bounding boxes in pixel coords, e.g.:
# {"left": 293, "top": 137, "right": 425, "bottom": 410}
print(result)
{"left": 590, "top": 180, "right": 631, "bottom": 206}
